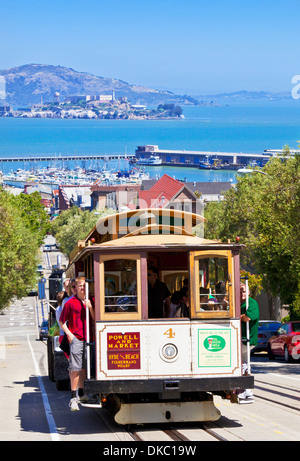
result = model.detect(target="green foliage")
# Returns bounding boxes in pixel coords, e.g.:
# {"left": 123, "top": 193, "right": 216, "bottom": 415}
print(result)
{"left": 11, "top": 192, "right": 51, "bottom": 245}
{"left": 51, "top": 207, "right": 116, "bottom": 258}
{"left": 0, "top": 190, "right": 49, "bottom": 310}
{"left": 204, "top": 154, "right": 300, "bottom": 319}
{"left": 240, "top": 270, "right": 263, "bottom": 298}
{"left": 157, "top": 104, "right": 183, "bottom": 117}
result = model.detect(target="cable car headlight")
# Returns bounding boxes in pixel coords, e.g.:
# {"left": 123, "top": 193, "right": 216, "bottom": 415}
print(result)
{"left": 161, "top": 343, "right": 178, "bottom": 360}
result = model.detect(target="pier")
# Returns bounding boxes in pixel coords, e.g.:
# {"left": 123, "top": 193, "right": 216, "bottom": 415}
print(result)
{"left": 135, "top": 145, "right": 291, "bottom": 169}
{"left": 0, "top": 153, "right": 134, "bottom": 165}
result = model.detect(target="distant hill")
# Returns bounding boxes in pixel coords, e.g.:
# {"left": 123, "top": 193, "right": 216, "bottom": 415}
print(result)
{"left": 196, "top": 90, "right": 292, "bottom": 101}
{"left": 0, "top": 64, "right": 291, "bottom": 107}
{"left": 0, "top": 64, "right": 199, "bottom": 107}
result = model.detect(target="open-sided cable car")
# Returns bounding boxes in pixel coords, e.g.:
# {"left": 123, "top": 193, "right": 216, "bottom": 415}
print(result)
{"left": 65, "top": 208, "right": 253, "bottom": 424}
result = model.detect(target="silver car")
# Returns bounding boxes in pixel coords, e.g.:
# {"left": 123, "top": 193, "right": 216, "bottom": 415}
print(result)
{"left": 251, "top": 320, "right": 282, "bottom": 355}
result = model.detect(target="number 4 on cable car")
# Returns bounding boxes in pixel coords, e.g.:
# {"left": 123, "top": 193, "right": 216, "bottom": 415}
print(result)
{"left": 164, "top": 328, "right": 176, "bottom": 339}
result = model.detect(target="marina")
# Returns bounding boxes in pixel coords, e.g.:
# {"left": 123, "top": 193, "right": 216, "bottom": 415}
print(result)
{"left": 1, "top": 165, "right": 150, "bottom": 189}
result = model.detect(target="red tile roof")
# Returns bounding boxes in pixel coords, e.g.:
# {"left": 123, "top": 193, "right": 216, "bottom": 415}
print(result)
{"left": 139, "top": 174, "right": 184, "bottom": 208}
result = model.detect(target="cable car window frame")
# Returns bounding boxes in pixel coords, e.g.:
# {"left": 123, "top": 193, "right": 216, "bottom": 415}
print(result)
{"left": 99, "top": 253, "right": 142, "bottom": 321}
{"left": 189, "top": 250, "right": 235, "bottom": 319}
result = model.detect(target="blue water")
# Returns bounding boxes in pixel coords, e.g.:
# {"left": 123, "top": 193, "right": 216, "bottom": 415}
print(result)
{"left": 1, "top": 100, "right": 300, "bottom": 182}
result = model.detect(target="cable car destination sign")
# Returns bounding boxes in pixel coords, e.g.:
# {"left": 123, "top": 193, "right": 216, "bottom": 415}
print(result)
{"left": 107, "top": 332, "right": 141, "bottom": 370}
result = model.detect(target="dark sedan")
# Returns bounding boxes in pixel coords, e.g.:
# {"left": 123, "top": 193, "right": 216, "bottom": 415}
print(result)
{"left": 251, "top": 321, "right": 281, "bottom": 355}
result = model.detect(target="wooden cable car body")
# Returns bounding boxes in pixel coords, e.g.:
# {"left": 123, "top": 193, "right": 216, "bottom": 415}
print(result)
{"left": 66, "top": 208, "right": 253, "bottom": 424}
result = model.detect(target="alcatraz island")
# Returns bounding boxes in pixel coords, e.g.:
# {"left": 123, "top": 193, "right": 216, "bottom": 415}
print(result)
{"left": 0, "top": 93, "right": 185, "bottom": 120}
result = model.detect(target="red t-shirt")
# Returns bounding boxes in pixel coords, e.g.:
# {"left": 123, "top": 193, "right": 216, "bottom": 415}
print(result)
{"left": 60, "top": 295, "right": 87, "bottom": 341}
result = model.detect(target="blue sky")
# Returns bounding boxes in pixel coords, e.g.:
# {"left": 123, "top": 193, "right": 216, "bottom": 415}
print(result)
{"left": 0, "top": 0, "right": 299, "bottom": 94}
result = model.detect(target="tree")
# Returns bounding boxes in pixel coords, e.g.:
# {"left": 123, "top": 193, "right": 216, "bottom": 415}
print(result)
{"left": 51, "top": 207, "right": 116, "bottom": 258}
{"left": 204, "top": 154, "right": 300, "bottom": 319}
{"left": 11, "top": 191, "right": 51, "bottom": 246}
{"left": 0, "top": 190, "right": 48, "bottom": 310}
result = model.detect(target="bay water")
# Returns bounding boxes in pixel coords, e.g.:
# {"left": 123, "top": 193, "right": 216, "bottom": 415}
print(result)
{"left": 1, "top": 100, "right": 300, "bottom": 182}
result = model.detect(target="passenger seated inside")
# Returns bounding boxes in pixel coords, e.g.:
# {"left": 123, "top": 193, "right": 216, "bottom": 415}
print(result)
{"left": 170, "top": 291, "right": 181, "bottom": 318}
{"left": 215, "top": 281, "right": 229, "bottom": 310}
{"left": 199, "top": 287, "right": 210, "bottom": 310}
{"left": 208, "top": 294, "right": 218, "bottom": 310}
{"left": 104, "top": 259, "right": 138, "bottom": 313}
{"left": 148, "top": 266, "right": 171, "bottom": 318}
{"left": 174, "top": 287, "right": 190, "bottom": 318}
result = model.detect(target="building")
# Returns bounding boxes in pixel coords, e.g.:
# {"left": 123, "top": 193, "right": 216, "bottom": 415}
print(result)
{"left": 185, "top": 181, "right": 234, "bottom": 202}
{"left": 90, "top": 184, "right": 141, "bottom": 211}
{"left": 138, "top": 174, "right": 203, "bottom": 214}
{"left": 65, "top": 94, "right": 115, "bottom": 104}
{"left": 65, "top": 95, "right": 93, "bottom": 103}
{"left": 0, "top": 105, "right": 12, "bottom": 114}
{"left": 135, "top": 145, "right": 280, "bottom": 169}
{"left": 58, "top": 185, "right": 93, "bottom": 211}
{"left": 23, "top": 183, "right": 53, "bottom": 214}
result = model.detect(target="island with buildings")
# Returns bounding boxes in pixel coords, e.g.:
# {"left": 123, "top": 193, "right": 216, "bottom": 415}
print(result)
{"left": 0, "top": 93, "right": 184, "bottom": 120}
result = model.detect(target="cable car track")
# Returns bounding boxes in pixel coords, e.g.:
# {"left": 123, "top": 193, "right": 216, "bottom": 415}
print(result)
{"left": 254, "top": 390, "right": 300, "bottom": 412}
{"left": 128, "top": 426, "right": 230, "bottom": 442}
{"left": 253, "top": 378, "right": 300, "bottom": 412}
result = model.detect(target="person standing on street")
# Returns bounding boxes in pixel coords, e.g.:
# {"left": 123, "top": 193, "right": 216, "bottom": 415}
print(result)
{"left": 239, "top": 282, "right": 259, "bottom": 403}
{"left": 59, "top": 276, "right": 95, "bottom": 411}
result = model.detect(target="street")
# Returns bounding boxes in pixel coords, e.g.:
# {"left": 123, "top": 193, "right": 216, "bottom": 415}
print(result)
{"left": 0, "top": 236, "right": 299, "bottom": 442}
{"left": 0, "top": 292, "right": 299, "bottom": 442}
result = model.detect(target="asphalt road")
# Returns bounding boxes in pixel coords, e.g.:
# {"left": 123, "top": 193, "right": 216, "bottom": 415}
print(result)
{"left": 0, "top": 240, "right": 299, "bottom": 443}
{"left": 1, "top": 294, "right": 299, "bottom": 442}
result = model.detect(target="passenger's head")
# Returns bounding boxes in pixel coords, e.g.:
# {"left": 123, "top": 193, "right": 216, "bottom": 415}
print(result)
{"left": 147, "top": 266, "right": 158, "bottom": 287}
{"left": 171, "top": 291, "right": 181, "bottom": 305}
{"left": 200, "top": 287, "right": 209, "bottom": 304}
{"left": 75, "top": 276, "right": 86, "bottom": 300}
{"left": 63, "top": 278, "right": 71, "bottom": 296}
{"left": 56, "top": 290, "right": 67, "bottom": 306}
{"left": 179, "top": 287, "right": 189, "bottom": 306}
{"left": 70, "top": 279, "right": 77, "bottom": 295}
{"left": 240, "top": 283, "right": 247, "bottom": 303}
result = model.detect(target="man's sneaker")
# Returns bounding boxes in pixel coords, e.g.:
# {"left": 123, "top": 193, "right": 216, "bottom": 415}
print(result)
{"left": 78, "top": 393, "right": 89, "bottom": 403}
{"left": 69, "top": 397, "right": 80, "bottom": 411}
{"left": 238, "top": 389, "right": 254, "bottom": 404}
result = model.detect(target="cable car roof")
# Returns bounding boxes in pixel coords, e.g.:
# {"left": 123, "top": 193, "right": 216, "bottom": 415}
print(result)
{"left": 69, "top": 208, "right": 205, "bottom": 260}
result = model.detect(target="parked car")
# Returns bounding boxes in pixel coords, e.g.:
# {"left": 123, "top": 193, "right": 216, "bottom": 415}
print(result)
{"left": 39, "top": 319, "right": 49, "bottom": 341}
{"left": 251, "top": 321, "right": 282, "bottom": 355}
{"left": 267, "top": 321, "right": 300, "bottom": 362}
{"left": 43, "top": 245, "right": 52, "bottom": 252}
{"left": 27, "top": 284, "right": 38, "bottom": 296}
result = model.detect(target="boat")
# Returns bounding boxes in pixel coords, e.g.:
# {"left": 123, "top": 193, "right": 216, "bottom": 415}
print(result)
{"left": 199, "top": 157, "right": 222, "bottom": 170}
{"left": 198, "top": 161, "right": 212, "bottom": 169}
{"left": 136, "top": 155, "right": 162, "bottom": 165}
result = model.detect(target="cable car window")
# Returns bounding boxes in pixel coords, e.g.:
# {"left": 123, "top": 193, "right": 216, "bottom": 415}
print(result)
{"left": 197, "top": 256, "right": 230, "bottom": 312}
{"left": 104, "top": 259, "right": 138, "bottom": 313}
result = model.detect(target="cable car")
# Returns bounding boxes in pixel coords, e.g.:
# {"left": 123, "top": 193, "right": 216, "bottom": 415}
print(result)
{"left": 65, "top": 208, "right": 253, "bottom": 424}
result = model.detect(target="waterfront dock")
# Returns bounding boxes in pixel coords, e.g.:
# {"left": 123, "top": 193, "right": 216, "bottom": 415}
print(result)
{"left": 135, "top": 145, "right": 291, "bottom": 169}
{"left": 0, "top": 153, "right": 134, "bottom": 164}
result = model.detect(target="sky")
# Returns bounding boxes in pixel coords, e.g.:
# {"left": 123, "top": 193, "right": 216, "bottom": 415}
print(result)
{"left": 0, "top": 0, "right": 299, "bottom": 95}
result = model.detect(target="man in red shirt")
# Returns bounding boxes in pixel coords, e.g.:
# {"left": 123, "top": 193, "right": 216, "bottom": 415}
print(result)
{"left": 59, "top": 276, "right": 94, "bottom": 411}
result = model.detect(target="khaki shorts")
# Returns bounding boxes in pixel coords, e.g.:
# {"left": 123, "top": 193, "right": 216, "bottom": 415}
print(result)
{"left": 68, "top": 336, "right": 86, "bottom": 372}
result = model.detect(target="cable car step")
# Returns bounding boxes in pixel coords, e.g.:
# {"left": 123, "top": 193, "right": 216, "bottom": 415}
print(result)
{"left": 80, "top": 402, "right": 103, "bottom": 408}
{"left": 114, "top": 400, "right": 221, "bottom": 425}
